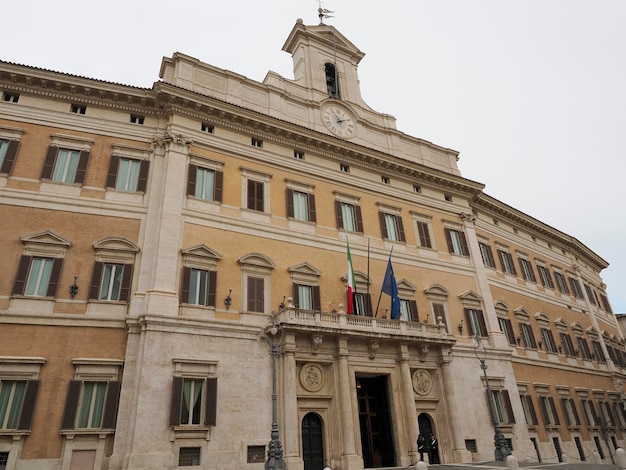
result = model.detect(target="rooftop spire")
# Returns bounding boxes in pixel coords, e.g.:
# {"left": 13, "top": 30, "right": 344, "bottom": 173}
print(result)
{"left": 317, "top": 0, "right": 334, "bottom": 25}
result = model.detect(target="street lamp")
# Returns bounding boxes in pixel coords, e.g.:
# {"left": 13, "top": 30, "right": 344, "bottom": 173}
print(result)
{"left": 264, "top": 310, "right": 287, "bottom": 470}
{"left": 474, "top": 335, "right": 512, "bottom": 461}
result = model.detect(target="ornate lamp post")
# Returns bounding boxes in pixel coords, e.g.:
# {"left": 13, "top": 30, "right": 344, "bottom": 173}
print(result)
{"left": 264, "top": 311, "right": 287, "bottom": 470}
{"left": 474, "top": 335, "right": 512, "bottom": 461}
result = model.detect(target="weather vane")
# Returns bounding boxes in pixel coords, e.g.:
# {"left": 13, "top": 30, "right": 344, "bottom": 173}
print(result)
{"left": 317, "top": 0, "right": 334, "bottom": 25}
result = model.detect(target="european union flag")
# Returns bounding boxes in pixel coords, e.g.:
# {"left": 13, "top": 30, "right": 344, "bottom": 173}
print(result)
{"left": 382, "top": 257, "right": 401, "bottom": 319}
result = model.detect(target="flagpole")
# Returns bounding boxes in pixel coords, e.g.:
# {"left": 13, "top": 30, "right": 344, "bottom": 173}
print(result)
{"left": 375, "top": 245, "right": 394, "bottom": 318}
{"left": 366, "top": 238, "right": 370, "bottom": 314}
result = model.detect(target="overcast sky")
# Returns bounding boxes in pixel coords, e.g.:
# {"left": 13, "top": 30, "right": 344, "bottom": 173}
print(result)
{"left": 3, "top": 1, "right": 625, "bottom": 312}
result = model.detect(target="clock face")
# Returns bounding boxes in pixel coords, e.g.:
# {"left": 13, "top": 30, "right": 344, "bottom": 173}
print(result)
{"left": 322, "top": 106, "right": 356, "bottom": 138}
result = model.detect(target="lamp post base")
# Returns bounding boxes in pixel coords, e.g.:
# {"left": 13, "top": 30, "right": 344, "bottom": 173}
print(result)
{"left": 494, "top": 430, "right": 512, "bottom": 461}
{"left": 265, "top": 437, "right": 287, "bottom": 470}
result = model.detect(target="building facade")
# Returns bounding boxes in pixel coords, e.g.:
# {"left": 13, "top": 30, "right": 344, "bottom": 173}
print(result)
{"left": 0, "top": 18, "right": 623, "bottom": 470}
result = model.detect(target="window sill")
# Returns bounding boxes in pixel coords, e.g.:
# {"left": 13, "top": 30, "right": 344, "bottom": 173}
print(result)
{"left": 60, "top": 429, "right": 114, "bottom": 438}
{"left": 170, "top": 426, "right": 211, "bottom": 441}
{"left": 0, "top": 429, "right": 30, "bottom": 437}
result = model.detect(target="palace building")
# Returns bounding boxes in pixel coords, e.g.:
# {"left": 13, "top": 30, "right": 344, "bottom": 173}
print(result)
{"left": 0, "top": 17, "right": 623, "bottom": 470}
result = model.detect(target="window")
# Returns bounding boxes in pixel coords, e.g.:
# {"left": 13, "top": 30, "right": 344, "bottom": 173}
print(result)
{"left": 62, "top": 380, "right": 120, "bottom": 430}
{"left": 413, "top": 185, "right": 421, "bottom": 193}
{"left": 0, "top": 139, "right": 19, "bottom": 175}
{"left": 432, "top": 302, "right": 446, "bottom": 326}
{"left": 247, "top": 179, "right": 265, "bottom": 212}
{"left": 592, "top": 341, "right": 606, "bottom": 362}
{"left": 537, "top": 265, "right": 554, "bottom": 288}
{"left": 179, "top": 447, "right": 201, "bottom": 466}
{"left": 600, "top": 293, "right": 613, "bottom": 313}
{"left": 353, "top": 292, "right": 373, "bottom": 317}
{"left": 293, "top": 284, "right": 321, "bottom": 311}
{"left": 251, "top": 137, "right": 263, "bottom": 148}
{"left": 187, "top": 165, "right": 223, "bottom": 202}
{"left": 580, "top": 398, "right": 599, "bottom": 426}
{"left": 539, "top": 396, "right": 560, "bottom": 426}
{"left": 561, "top": 398, "right": 581, "bottom": 426}
{"left": 247, "top": 276, "right": 265, "bottom": 312}
{"left": 287, "top": 189, "right": 316, "bottom": 222}
{"left": 568, "top": 276, "right": 584, "bottom": 299}
{"left": 325, "top": 62, "right": 340, "bottom": 99}
{"left": 130, "top": 114, "right": 144, "bottom": 125}
{"left": 540, "top": 328, "right": 558, "bottom": 353}
{"left": 106, "top": 156, "right": 150, "bottom": 192}
{"left": 444, "top": 194, "right": 453, "bottom": 202}
{"left": 181, "top": 268, "right": 217, "bottom": 307}
{"left": 41, "top": 147, "right": 90, "bottom": 184}
{"left": 247, "top": 446, "right": 266, "bottom": 464}
{"left": 379, "top": 212, "right": 405, "bottom": 242}
{"left": 0, "top": 380, "right": 27, "bottom": 429}
{"left": 444, "top": 228, "right": 469, "bottom": 256}
{"left": 520, "top": 395, "right": 539, "bottom": 425}
{"left": 340, "top": 164, "right": 350, "bottom": 173}
{"left": 577, "top": 337, "right": 592, "bottom": 360}
{"left": 381, "top": 176, "right": 390, "bottom": 184}
{"left": 497, "top": 249, "right": 517, "bottom": 275}
{"left": 170, "top": 376, "right": 217, "bottom": 427}
{"left": 518, "top": 257, "right": 536, "bottom": 282}
{"left": 201, "top": 123, "right": 214, "bottom": 133}
{"left": 492, "top": 390, "right": 515, "bottom": 424}
{"left": 584, "top": 284, "right": 597, "bottom": 306}
{"left": 239, "top": 253, "right": 274, "bottom": 314}
{"left": 0, "top": 452, "right": 7, "bottom": 469}
{"left": 559, "top": 332, "right": 576, "bottom": 357}
{"left": 498, "top": 317, "right": 516, "bottom": 346}
{"left": 13, "top": 256, "right": 62, "bottom": 297}
{"left": 89, "top": 262, "right": 133, "bottom": 301}
{"left": 554, "top": 271, "right": 569, "bottom": 294}
{"left": 294, "top": 150, "right": 304, "bottom": 160}
{"left": 479, "top": 242, "right": 496, "bottom": 267}
{"left": 465, "top": 308, "right": 488, "bottom": 337}
{"left": 335, "top": 201, "right": 363, "bottom": 233}
{"left": 416, "top": 221, "right": 432, "bottom": 249}
{"left": 70, "top": 104, "right": 86, "bottom": 114}
{"left": 3, "top": 92, "right": 19, "bottom": 102}
{"left": 399, "top": 299, "right": 418, "bottom": 322}
{"left": 519, "top": 323, "right": 537, "bottom": 349}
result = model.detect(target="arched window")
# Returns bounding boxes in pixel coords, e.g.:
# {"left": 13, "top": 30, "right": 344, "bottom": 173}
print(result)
{"left": 325, "top": 63, "right": 340, "bottom": 99}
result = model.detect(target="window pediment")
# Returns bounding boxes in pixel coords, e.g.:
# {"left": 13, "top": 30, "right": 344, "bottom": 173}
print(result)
{"left": 182, "top": 244, "right": 222, "bottom": 270}
{"left": 514, "top": 307, "right": 530, "bottom": 321}
{"left": 535, "top": 312, "right": 550, "bottom": 327}
{"left": 21, "top": 230, "right": 71, "bottom": 257}
{"left": 458, "top": 290, "right": 482, "bottom": 308}
{"left": 289, "top": 262, "right": 321, "bottom": 277}
{"left": 571, "top": 322, "right": 584, "bottom": 335}
{"left": 586, "top": 326, "right": 599, "bottom": 340}
{"left": 238, "top": 253, "right": 275, "bottom": 269}
{"left": 423, "top": 284, "right": 448, "bottom": 300}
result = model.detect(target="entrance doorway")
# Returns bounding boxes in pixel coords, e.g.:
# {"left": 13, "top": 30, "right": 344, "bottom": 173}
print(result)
{"left": 357, "top": 375, "right": 395, "bottom": 468}
{"left": 302, "top": 413, "right": 324, "bottom": 470}
{"left": 417, "top": 413, "right": 434, "bottom": 438}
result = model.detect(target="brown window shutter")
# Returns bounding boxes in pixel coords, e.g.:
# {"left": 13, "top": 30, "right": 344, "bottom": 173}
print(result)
{"left": 13, "top": 255, "right": 32, "bottom": 295}
{"left": 207, "top": 271, "right": 217, "bottom": 307}
{"left": 46, "top": 258, "right": 63, "bottom": 297}
{"left": 1, "top": 140, "right": 19, "bottom": 174}
{"left": 312, "top": 286, "right": 321, "bottom": 311}
{"left": 292, "top": 283, "right": 300, "bottom": 308}
{"left": 248, "top": 179, "right": 263, "bottom": 210}
{"left": 409, "top": 300, "right": 419, "bottom": 322}
{"left": 502, "top": 390, "right": 515, "bottom": 424}
{"left": 463, "top": 308, "right": 472, "bottom": 334}
{"left": 477, "top": 310, "right": 488, "bottom": 337}
{"left": 570, "top": 398, "right": 581, "bottom": 425}
{"left": 485, "top": 244, "right": 495, "bottom": 267}
{"left": 89, "top": 261, "right": 104, "bottom": 299}
{"left": 136, "top": 160, "right": 150, "bottom": 192}
{"left": 101, "top": 381, "right": 121, "bottom": 429}
{"left": 334, "top": 200, "right": 344, "bottom": 229}
{"left": 74, "top": 150, "right": 90, "bottom": 184}
{"left": 508, "top": 253, "right": 517, "bottom": 275}
{"left": 61, "top": 380, "right": 82, "bottom": 429}
{"left": 378, "top": 212, "right": 388, "bottom": 239}
{"left": 119, "top": 264, "right": 133, "bottom": 302}
{"left": 187, "top": 164, "right": 197, "bottom": 196}
{"left": 40, "top": 146, "right": 58, "bottom": 180}
{"left": 286, "top": 188, "right": 294, "bottom": 218}
{"left": 549, "top": 397, "right": 560, "bottom": 425}
{"left": 17, "top": 379, "right": 39, "bottom": 430}
{"left": 505, "top": 319, "right": 516, "bottom": 346}
{"left": 527, "top": 396, "right": 538, "bottom": 425}
{"left": 307, "top": 193, "right": 316, "bottom": 223}
{"left": 205, "top": 377, "right": 217, "bottom": 426}
{"left": 459, "top": 231, "right": 469, "bottom": 255}
{"left": 170, "top": 377, "right": 183, "bottom": 427}
{"left": 214, "top": 170, "right": 223, "bottom": 202}
{"left": 364, "top": 294, "right": 373, "bottom": 317}
{"left": 354, "top": 205, "right": 364, "bottom": 233}
{"left": 106, "top": 155, "right": 120, "bottom": 188}
{"left": 444, "top": 228, "right": 454, "bottom": 253}
{"left": 396, "top": 215, "right": 406, "bottom": 242}
{"left": 180, "top": 267, "right": 191, "bottom": 304}
{"left": 417, "top": 221, "right": 431, "bottom": 248}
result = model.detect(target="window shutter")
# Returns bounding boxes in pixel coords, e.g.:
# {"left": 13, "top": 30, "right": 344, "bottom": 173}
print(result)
{"left": 207, "top": 271, "right": 217, "bottom": 307}
{"left": 169, "top": 377, "right": 183, "bottom": 427}
{"left": 214, "top": 170, "right": 223, "bottom": 202}
{"left": 417, "top": 221, "right": 431, "bottom": 248}
{"left": 17, "top": 379, "right": 39, "bottom": 430}
{"left": 354, "top": 205, "right": 364, "bottom": 233}
{"left": 13, "top": 255, "right": 31, "bottom": 295}
{"left": 539, "top": 397, "right": 550, "bottom": 425}
{"left": 180, "top": 267, "right": 191, "bottom": 304}
{"left": 89, "top": 261, "right": 104, "bottom": 299}
{"left": 106, "top": 155, "right": 120, "bottom": 188}
{"left": 505, "top": 319, "right": 515, "bottom": 346}
{"left": 458, "top": 231, "right": 469, "bottom": 255}
{"left": 46, "top": 258, "right": 63, "bottom": 297}
{"left": 464, "top": 309, "right": 473, "bottom": 335}
{"left": 292, "top": 283, "right": 300, "bottom": 308}
{"left": 527, "top": 396, "right": 539, "bottom": 425}
{"left": 205, "top": 377, "right": 217, "bottom": 426}
{"left": 0, "top": 140, "right": 19, "bottom": 174}
{"left": 334, "top": 201, "right": 344, "bottom": 230}
{"left": 589, "top": 401, "right": 600, "bottom": 425}
{"left": 396, "top": 215, "right": 406, "bottom": 242}
{"left": 307, "top": 193, "right": 316, "bottom": 223}
{"left": 502, "top": 390, "right": 515, "bottom": 424}
{"left": 433, "top": 303, "right": 445, "bottom": 324}
{"left": 61, "top": 380, "right": 82, "bottom": 429}
{"left": 312, "top": 286, "right": 321, "bottom": 312}
{"left": 286, "top": 188, "right": 294, "bottom": 218}
{"left": 101, "top": 381, "right": 121, "bottom": 429}
{"left": 484, "top": 244, "right": 495, "bottom": 266}
{"left": 40, "top": 146, "right": 57, "bottom": 180}
{"left": 477, "top": 310, "right": 488, "bottom": 337}
{"left": 119, "top": 264, "right": 133, "bottom": 302}
{"left": 364, "top": 294, "right": 373, "bottom": 317}
{"left": 409, "top": 300, "right": 419, "bottom": 322}
{"left": 136, "top": 160, "right": 150, "bottom": 192}
{"left": 508, "top": 253, "right": 517, "bottom": 275}
{"left": 187, "top": 164, "right": 197, "bottom": 196}
{"left": 378, "top": 212, "right": 388, "bottom": 239}
{"left": 444, "top": 228, "right": 454, "bottom": 253}
{"left": 247, "top": 276, "right": 264, "bottom": 312}
{"left": 73, "top": 150, "right": 90, "bottom": 184}
{"left": 570, "top": 398, "right": 581, "bottom": 425}
{"left": 549, "top": 397, "right": 560, "bottom": 425}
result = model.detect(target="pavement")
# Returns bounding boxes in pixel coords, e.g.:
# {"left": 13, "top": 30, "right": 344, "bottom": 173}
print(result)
{"left": 420, "top": 463, "right": 620, "bottom": 470}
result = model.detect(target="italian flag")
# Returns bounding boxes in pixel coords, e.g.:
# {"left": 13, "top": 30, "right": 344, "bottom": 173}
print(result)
{"left": 346, "top": 240, "right": 356, "bottom": 314}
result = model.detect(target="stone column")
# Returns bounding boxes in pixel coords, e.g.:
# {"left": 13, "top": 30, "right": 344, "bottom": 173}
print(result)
{"left": 283, "top": 334, "right": 301, "bottom": 469}
{"left": 440, "top": 356, "right": 472, "bottom": 463}
{"left": 337, "top": 337, "right": 363, "bottom": 470}
{"left": 399, "top": 344, "right": 419, "bottom": 465}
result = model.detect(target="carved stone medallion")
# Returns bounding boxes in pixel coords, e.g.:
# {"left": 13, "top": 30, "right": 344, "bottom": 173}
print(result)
{"left": 300, "top": 363, "right": 325, "bottom": 392}
{"left": 412, "top": 370, "right": 432, "bottom": 396}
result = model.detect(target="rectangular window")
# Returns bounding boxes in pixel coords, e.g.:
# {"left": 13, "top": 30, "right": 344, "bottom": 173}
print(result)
{"left": 518, "top": 258, "right": 536, "bottom": 282}
{"left": 181, "top": 378, "right": 204, "bottom": 425}
{"left": 560, "top": 332, "right": 576, "bottom": 357}
{"left": 354, "top": 293, "right": 373, "bottom": 317}
{"left": 70, "top": 104, "right": 86, "bottom": 114}
{"left": 497, "top": 250, "right": 517, "bottom": 275}
{"left": 187, "top": 165, "right": 224, "bottom": 203}
{"left": 130, "top": 114, "right": 144, "bottom": 125}
{"left": 298, "top": 285, "right": 313, "bottom": 310}
{"left": 335, "top": 201, "right": 363, "bottom": 232}
{"left": 0, "top": 451, "right": 7, "bottom": 469}
{"left": 247, "top": 276, "right": 264, "bottom": 313}
{"left": 106, "top": 156, "right": 149, "bottom": 193}
{"left": 251, "top": 137, "right": 263, "bottom": 148}
{"left": 416, "top": 221, "right": 432, "bottom": 248}
{"left": 540, "top": 328, "right": 558, "bottom": 353}
{"left": 77, "top": 381, "right": 107, "bottom": 428}
{"left": 340, "top": 164, "right": 350, "bottom": 173}
{"left": 520, "top": 323, "right": 537, "bottom": 349}
{"left": 247, "top": 445, "right": 266, "bottom": 464}
{"left": 3, "top": 92, "right": 19, "bottom": 102}
{"left": 399, "top": 299, "right": 418, "bottom": 322}
{"left": 554, "top": 271, "right": 570, "bottom": 294}
{"left": 287, "top": 189, "right": 316, "bottom": 223}
{"left": 600, "top": 293, "right": 613, "bottom": 313}
{"left": 539, "top": 396, "right": 560, "bottom": 425}
{"left": 247, "top": 179, "right": 264, "bottom": 212}
{"left": 537, "top": 265, "right": 554, "bottom": 288}
{"left": 169, "top": 377, "right": 217, "bottom": 428}
{"left": 61, "top": 380, "right": 120, "bottom": 430}
{"left": 498, "top": 317, "right": 516, "bottom": 345}
{"left": 179, "top": 447, "right": 201, "bottom": 466}
{"left": 445, "top": 228, "right": 469, "bottom": 256}
{"left": 25, "top": 257, "right": 54, "bottom": 296}
{"left": 592, "top": 341, "right": 606, "bottom": 362}
{"left": 0, "top": 139, "right": 19, "bottom": 175}
{"left": 577, "top": 337, "right": 592, "bottom": 360}
{"left": 293, "top": 150, "right": 304, "bottom": 160}
{"left": 89, "top": 262, "right": 132, "bottom": 302}
{"left": 381, "top": 175, "right": 390, "bottom": 184}
{"left": 520, "top": 395, "right": 539, "bottom": 425}
{"left": 569, "top": 276, "right": 584, "bottom": 299}
{"left": 41, "top": 146, "right": 89, "bottom": 184}
{"left": 561, "top": 398, "right": 581, "bottom": 426}
{"left": 99, "top": 264, "right": 124, "bottom": 301}
{"left": 0, "top": 380, "right": 26, "bottom": 429}
{"left": 201, "top": 123, "right": 214, "bottom": 133}
{"left": 584, "top": 284, "right": 598, "bottom": 305}
{"left": 379, "top": 212, "right": 406, "bottom": 242}
{"left": 492, "top": 390, "right": 515, "bottom": 424}
{"left": 465, "top": 308, "right": 488, "bottom": 337}
{"left": 181, "top": 268, "right": 217, "bottom": 307}
{"left": 479, "top": 242, "right": 495, "bottom": 267}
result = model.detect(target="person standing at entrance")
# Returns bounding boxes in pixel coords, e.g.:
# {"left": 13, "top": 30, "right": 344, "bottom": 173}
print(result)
{"left": 429, "top": 435, "right": 440, "bottom": 464}
{"left": 417, "top": 434, "right": 426, "bottom": 461}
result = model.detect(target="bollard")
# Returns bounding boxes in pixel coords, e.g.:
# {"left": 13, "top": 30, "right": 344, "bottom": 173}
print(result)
{"left": 616, "top": 447, "right": 626, "bottom": 469}
{"left": 506, "top": 454, "right": 519, "bottom": 470}
{"left": 562, "top": 453, "right": 570, "bottom": 463}
{"left": 416, "top": 461, "right": 428, "bottom": 470}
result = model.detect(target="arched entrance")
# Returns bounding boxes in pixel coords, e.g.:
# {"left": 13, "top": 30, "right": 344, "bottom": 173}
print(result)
{"left": 302, "top": 413, "right": 324, "bottom": 470}
{"left": 418, "top": 413, "right": 434, "bottom": 439}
